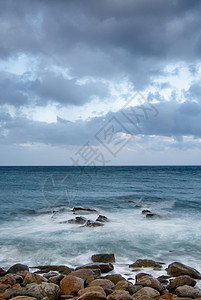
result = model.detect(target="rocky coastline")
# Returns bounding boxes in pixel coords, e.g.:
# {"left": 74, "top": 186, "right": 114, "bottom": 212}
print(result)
{"left": 1, "top": 254, "right": 201, "bottom": 300}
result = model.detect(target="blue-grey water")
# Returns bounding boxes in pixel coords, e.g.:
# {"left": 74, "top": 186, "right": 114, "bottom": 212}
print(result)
{"left": 0, "top": 166, "right": 201, "bottom": 278}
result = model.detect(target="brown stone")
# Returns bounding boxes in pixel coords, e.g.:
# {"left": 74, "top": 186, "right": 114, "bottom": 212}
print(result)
{"left": 60, "top": 275, "right": 84, "bottom": 295}
{"left": 0, "top": 274, "right": 16, "bottom": 285}
{"left": 136, "top": 273, "right": 152, "bottom": 281}
{"left": 0, "top": 283, "right": 11, "bottom": 293}
{"left": 166, "top": 262, "right": 201, "bottom": 279}
{"left": 13, "top": 283, "right": 21, "bottom": 288}
{"left": 48, "top": 274, "right": 64, "bottom": 285}
{"left": 0, "top": 268, "right": 6, "bottom": 277}
{"left": 107, "top": 290, "right": 133, "bottom": 300}
{"left": 136, "top": 276, "right": 164, "bottom": 292}
{"left": 70, "top": 269, "right": 93, "bottom": 281}
{"left": 76, "top": 263, "right": 114, "bottom": 273}
{"left": 78, "top": 291, "right": 106, "bottom": 300}
{"left": 104, "top": 274, "right": 126, "bottom": 285}
{"left": 175, "top": 285, "right": 201, "bottom": 298}
{"left": 129, "top": 259, "right": 164, "bottom": 269}
{"left": 168, "top": 275, "right": 196, "bottom": 291}
{"left": 113, "top": 280, "right": 137, "bottom": 295}
{"left": 156, "top": 294, "right": 174, "bottom": 300}
{"left": 8, "top": 297, "right": 37, "bottom": 300}
{"left": 78, "top": 286, "right": 106, "bottom": 297}
{"left": 34, "top": 265, "right": 72, "bottom": 275}
{"left": 88, "top": 279, "right": 114, "bottom": 290}
{"left": 91, "top": 254, "right": 115, "bottom": 263}
{"left": 23, "top": 272, "right": 48, "bottom": 284}
{"left": 133, "top": 287, "right": 160, "bottom": 298}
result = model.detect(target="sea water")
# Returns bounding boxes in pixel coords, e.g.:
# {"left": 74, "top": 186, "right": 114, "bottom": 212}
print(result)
{"left": 0, "top": 166, "right": 201, "bottom": 279}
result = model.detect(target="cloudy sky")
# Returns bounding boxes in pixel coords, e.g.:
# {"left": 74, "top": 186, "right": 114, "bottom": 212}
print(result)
{"left": 0, "top": 0, "right": 201, "bottom": 165}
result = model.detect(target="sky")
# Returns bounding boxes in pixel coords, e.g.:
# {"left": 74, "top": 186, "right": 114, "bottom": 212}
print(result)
{"left": 0, "top": 0, "right": 201, "bottom": 166}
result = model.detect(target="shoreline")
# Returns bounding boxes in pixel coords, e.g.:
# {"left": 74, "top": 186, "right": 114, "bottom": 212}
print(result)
{"left": 1, "top": 254, "right": 201, "bottom": 300}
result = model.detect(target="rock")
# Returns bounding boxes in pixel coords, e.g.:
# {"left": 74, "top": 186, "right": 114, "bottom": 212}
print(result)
{"left": 107, "top": 290, "right": 133, "bottom": 299}
{"left": 146, "top": 213, "right": 162, "bottom": 219}
{"left": 136, "top": 276, "right": 164, "bottom": 292}
{"left": 133, "top": 287, "right": 160, "bottom": 298}
{"left": 67, "top": 217, "right": 87, "bottom": 224}
{"left": 26, "top": 282, "right": 60, "bottom": 300}
{"left": 72, "top": 207, "right": 98, "bottom": 215}
{"left": 129, "top": 259, "right": 164, "bottom": 269}
{"left": 48, "top": 274, "right": 64, "bottom": 284}
{"left": 78, "top": 291, "right": 106, "bottom": 300}
{"left": 0, "top": 268, "right": 6, "bottom": 277}
{"left": 104, "top": 274, "right": 126, "bottom": 285}
{"left": 113, "top": 280, "right": 137, "bottom": 295}
{"left": 6, "top": 264, "right": 29, "bottom": 274}
{"left": 23, "top": 273, "right": 48, "bottom": 284}
{"left": 175, "top": 285, "right": 201, "bottom": 298}
{"left": 96, "top": 215, "right": 110, "bottom": 223}
{"left": 91, "top": 254, "right": 115, "bottom": 263}
{"left": 76, "top": 263, "right": 114, "bottom": 273}
{"left": 132, "top": 295, "right": 155, "bottom": 300}
{"left": 0, "top": 283, "right": 11, "bottom": 293}
{"left": 34, "top": 265, "right": 72, "bottom": 275}
{"left": 156, "top": 294, "right": 174, "bottom": 300}
{"left": 167, "top": 275, "right": 196, "bottom": 291}
{"left": 3, "top": 287, "right": 39, "bottom": 299}
{"left": 142, "top": 210, "right": 152, "bottom": 215}
{"left": 166, "top": 262, "right": 201, "bottom": 279}
{"left": 78, "top": 286, "right": 106, "bottom": 297}
{"left": 70, "top": 269, "right": 93, "bottom": 281}
{"left": 9, "top": 297, "right": 37, "bottom": 300}
{"left": 88, "top": 279, "right": 114, "bottom": 290}
{"left": 157, "top": 276, "right": 171, "bottom": 283}
{"left": 136, "top": 273, "right": 152, "bottom": 281}
{"left": 43, "top": 271, "right": 59, "bottom": 279}
{"left": 0, "top": 274, "right": 16, "bottom": 285}
{"left": 82, "top": 220, "right": 104, "bottom": 227}
{"left": 60, "top": 275, "right": 84, "bottom": 295}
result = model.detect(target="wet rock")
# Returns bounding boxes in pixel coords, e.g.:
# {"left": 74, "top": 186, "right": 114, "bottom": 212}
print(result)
{"left": 167, "top": 275, "right": 196, "bottom": 291}
{"left": 142, "top": 210, "right": 152, "bottom": 215}
{"left": 7, "top": 264, "right": 29, "bottom": 274}
{"left": 26, "top": 282, "right": 60, "bottom": 300}
{"left": 9, "top": 297, "right": 37, "bottom": 300}
{"left": 146, "top": 213, "right": 163, "bottom": 219}
{"left": 107, "top": 290, "right": 133, "bottom": 300}
{"left": 136, "top": 276, "right": 164, "bottom": 292}
{"left": 76, "top": 263, "right": 114, "bottom": 273}
{"left": 78, "top": 291, "right": 106, "bottom": 300}
{"left": 60, "top": 275, "right": 84, "bottom": 295}
{"left": 3, "top": 287, "right": 39, "bottom": 299}
{"left": 48, "top": 274, "right": 64, "bottom": 285}
{"left": 91, "top": 254, "right": 115, "bottom": 263}
{"left": 67, "top": 217, "right": 87, "bottom": 225}
{"left": 0, "top": 267, "right": 6, "bottom": 277}
{"left": 133, "top": 287, "right": 160, "bottom": 298}
{"left": 175, "top": 285, "right": 201, "bottom": 298}
{"left": 113, "top": 280, "right": 137, "bottom": 295}
{"left": 69, "top": 269, "right": 93, "bottom": 281}
{"left": 129, "top": 259, "right": 164, "bottom": 269}
{"left": 42, "top": 271, "right": 59, "bottom": 279}
{"left": 78, "top": 286, "right": 106, "bottom": 297}
{"left": 34, "top": 265, "right": 72, "bottom": 275}
{"left": 23, "top": 273, "right": 48, "bottom": 285}
{"left": 96, "top": 215, "right": 110, "bottom": 223}
{"left": 156, "top": 294, "right": 174, "bottom": 300}
{"left": 166, "top": 262, "right": 201, "bottom": 279}
{"left": 82, "top": 220, "right": 104, "bottom": 227}
{"left": 103, "top": 274, "right": 126, "bottom": 285}
{"left": 136, "top": 273, "right": 152, "bottom": 281}
{"left": 88, "top": 279, "right": 114, "bottom": 290}
{"left": 72, "top": 207, "right": 98, "bottom": 215}
{"left": 0, "top": 274, "right": 16, "bottom": 285}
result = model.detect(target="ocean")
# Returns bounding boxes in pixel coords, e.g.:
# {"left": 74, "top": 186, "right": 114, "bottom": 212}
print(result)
{"left": 0, "top": 166, "right": 201, "bottom": 280}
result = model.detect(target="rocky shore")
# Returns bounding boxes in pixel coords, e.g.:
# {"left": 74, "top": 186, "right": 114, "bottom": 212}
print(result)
{"left": 1, "top": 254, "right": 201, "bottom": 300}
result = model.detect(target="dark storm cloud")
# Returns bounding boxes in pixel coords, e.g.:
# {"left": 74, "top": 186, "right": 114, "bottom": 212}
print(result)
{"left": 1, "top": 0, "right": 201, "bottom": 89}
{"left": 1, "top": 99, "right": 201, "bottom": 148}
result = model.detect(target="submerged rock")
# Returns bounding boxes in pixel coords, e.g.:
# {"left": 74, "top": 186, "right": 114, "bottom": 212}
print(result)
{"left": 146, "top": 213, "right": 163, "bottom": 219}
{"left": 72, "top": 207, "right": 98, "bottom": 215}
{"left": 129, "top": 259, "right": 164, "bottom": 269}
{"left": 96, "top": 215, "right": 110, "bottom": 223}
{"left": 67, "top": 216, "right": 87, "bottom": 224}
{"left": 166, "top": 262, "right": 201, "bottom": 279}
{"left": 7, "top": 264, "right": 29, "bottom": 274}
{"left": 142, "top": 210, "right": 152, "bottom": 215}
{"left": 91, "top": 254, "right": 115, "bottom": 263}
{"left": 82, "top": 220, "right": 104, "bottom": 227}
